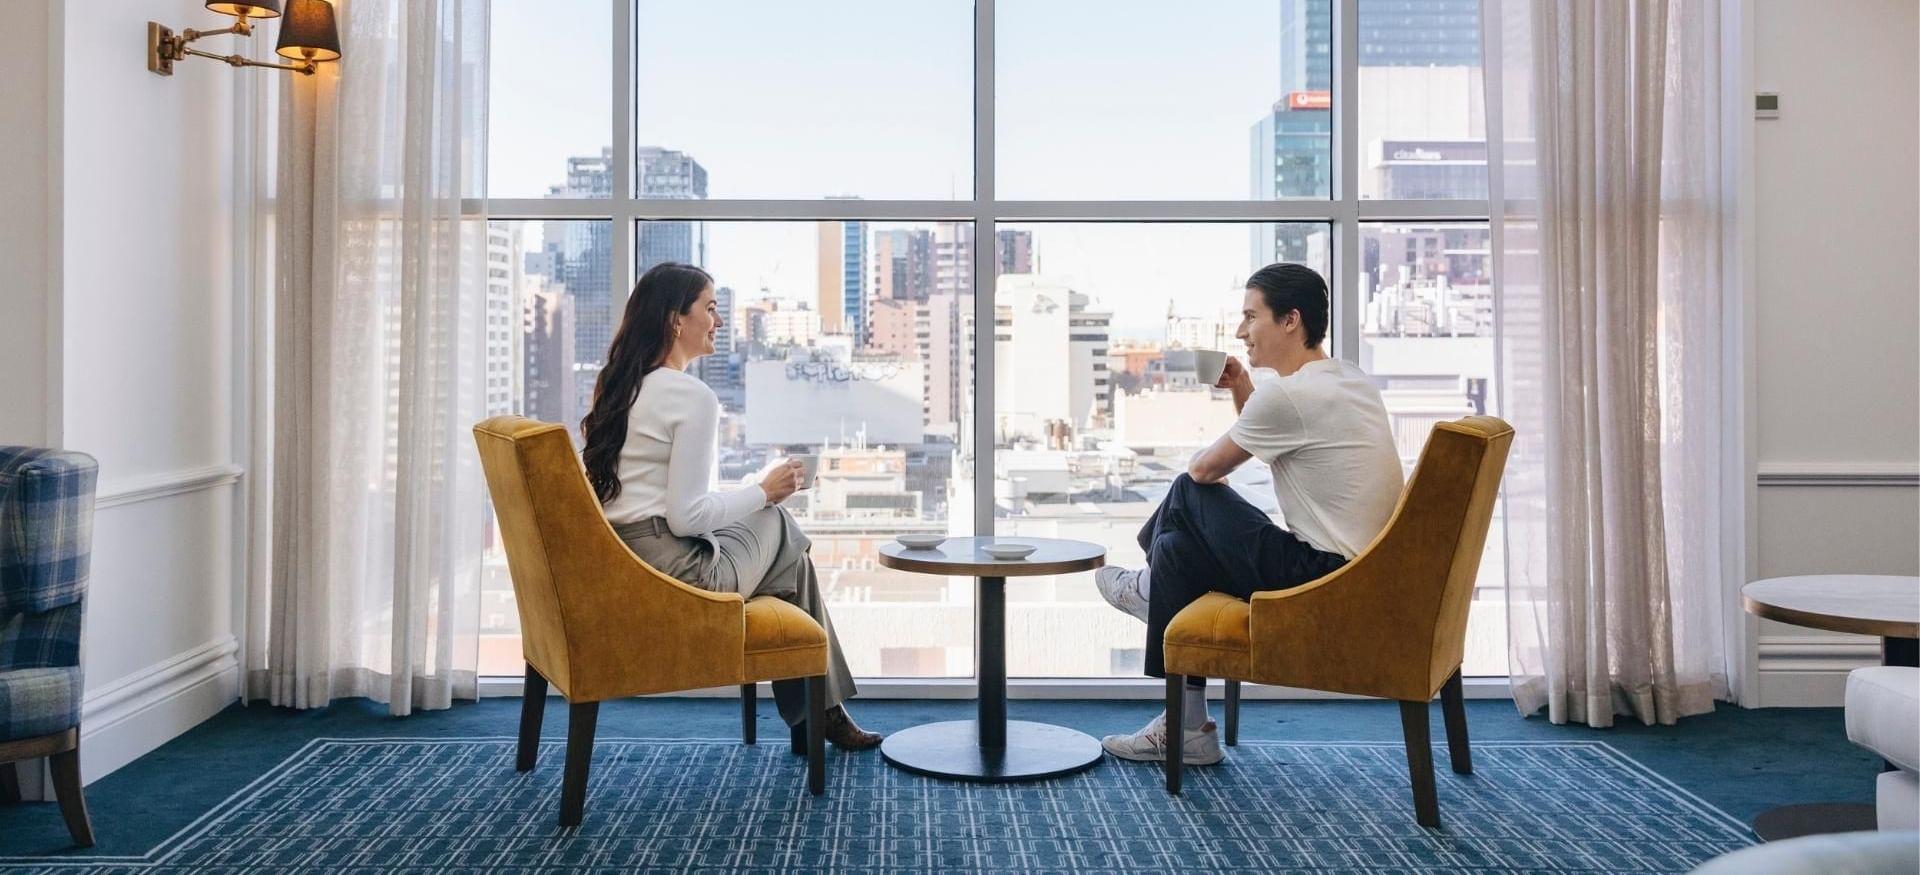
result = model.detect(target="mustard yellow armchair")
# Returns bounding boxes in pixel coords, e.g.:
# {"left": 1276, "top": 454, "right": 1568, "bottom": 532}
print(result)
{"left": 1160, "top": 415, "right": 1513, "bottom": 829}
{"left": 472, "top": 416, "right": 831, "bottom": 827}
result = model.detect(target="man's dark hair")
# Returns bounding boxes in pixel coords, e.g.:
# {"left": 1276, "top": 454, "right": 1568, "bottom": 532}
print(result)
{"left": 1246, "top": 262, "right": 1329, "bottom": 348}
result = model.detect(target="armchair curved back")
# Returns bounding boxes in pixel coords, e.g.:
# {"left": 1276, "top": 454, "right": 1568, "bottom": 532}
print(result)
{"left": 472, "top": 416, "right": 745, "bottom": 703}
{"left": 1249, "top": 416, "right": 1512, "bottom": 700}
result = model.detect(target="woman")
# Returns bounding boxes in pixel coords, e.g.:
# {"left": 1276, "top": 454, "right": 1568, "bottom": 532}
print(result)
{"left": 581, "top": 262, "right": 882, "bottom": 750}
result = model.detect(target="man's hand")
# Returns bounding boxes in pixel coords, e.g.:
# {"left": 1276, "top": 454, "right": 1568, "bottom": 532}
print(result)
{"left": 1217, "top": 356, "right": 1255, "bottom": 414}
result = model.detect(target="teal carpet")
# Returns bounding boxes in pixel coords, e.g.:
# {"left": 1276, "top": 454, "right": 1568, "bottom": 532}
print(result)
{"left": 0, "top": 698, "right": 1876, "bottom": 871}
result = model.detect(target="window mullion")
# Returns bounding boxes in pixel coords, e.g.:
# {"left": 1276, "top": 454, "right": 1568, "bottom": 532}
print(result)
{"left": 611, "top": 0, "right": 634, "bottom": 317}
{"left": 1334, "top": 0, "right": 1362, "bottom": 362}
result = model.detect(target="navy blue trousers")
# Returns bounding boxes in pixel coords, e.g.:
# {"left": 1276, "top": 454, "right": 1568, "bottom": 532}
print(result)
{"left": 1140, "top": 474, "right": 1348, "bottom": 679}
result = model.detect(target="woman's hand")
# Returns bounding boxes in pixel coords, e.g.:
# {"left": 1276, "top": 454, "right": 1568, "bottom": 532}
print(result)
{"left": 760, "top": 458, "right": 805, "bottom": 505}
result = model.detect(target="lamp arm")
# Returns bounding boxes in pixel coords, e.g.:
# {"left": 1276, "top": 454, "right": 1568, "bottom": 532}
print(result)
{"left": 181, "top": 19, "right": 253, "bottom": 42}
{"left": 180, "top": 46, "right": 316, "bottom": 76}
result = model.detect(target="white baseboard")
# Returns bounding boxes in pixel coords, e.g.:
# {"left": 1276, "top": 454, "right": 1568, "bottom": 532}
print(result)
{"left": 1755, "top": 634, "right": 1881, "bottom": 707}
{"left": 80, "top": 637, "right": 240, "bottom": 784}
{"left": 13, "top": 637, "right": 239, "bottom": 801}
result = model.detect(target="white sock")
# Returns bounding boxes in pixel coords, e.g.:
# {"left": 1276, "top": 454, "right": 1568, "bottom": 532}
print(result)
{"left": 1182, "top": 683, "right": 1209, "bottom": 730}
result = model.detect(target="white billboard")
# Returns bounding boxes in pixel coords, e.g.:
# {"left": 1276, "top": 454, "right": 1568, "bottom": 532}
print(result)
{"left": 744, "top": 359, "right": 924, "bottom": 446}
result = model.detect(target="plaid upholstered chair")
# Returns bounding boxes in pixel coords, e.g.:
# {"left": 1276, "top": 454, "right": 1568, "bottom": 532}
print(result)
{"left": 0, "top": 447, "right": 98, "bottom": 847}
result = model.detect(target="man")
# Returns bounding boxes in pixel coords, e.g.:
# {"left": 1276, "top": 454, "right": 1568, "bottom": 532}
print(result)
{"left": 1095, "top": 263, "right": 1405, "bottom": 765}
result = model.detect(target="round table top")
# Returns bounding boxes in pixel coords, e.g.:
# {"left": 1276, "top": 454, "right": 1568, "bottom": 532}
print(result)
{"left": 877, "top": 537, "right": 1106, "bottom": 577}
{"left": 1741, "top": 575, "right": 1920, "bottom": 638}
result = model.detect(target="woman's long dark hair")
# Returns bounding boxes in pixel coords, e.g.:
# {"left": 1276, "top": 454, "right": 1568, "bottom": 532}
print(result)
{"left": 581, "top": 261, "right": 714, "bottom": 504}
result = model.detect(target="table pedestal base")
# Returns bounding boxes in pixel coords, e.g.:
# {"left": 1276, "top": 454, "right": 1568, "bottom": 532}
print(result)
{"left": 1750, "top": 803, "right": 1878, "bottom": 842}
{"left": 880, "top": 720, "right": 1103, "bottom": 783}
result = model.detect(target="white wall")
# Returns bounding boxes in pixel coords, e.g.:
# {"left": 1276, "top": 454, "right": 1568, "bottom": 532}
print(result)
{"left": 0, "top": 3, "right": 55, "bottom": 447}
{"left": 6, "top": 0, "right": 246, "bottom": 788}
{"left": 1750, "top": 0, "right": 1920, "bottom": 705}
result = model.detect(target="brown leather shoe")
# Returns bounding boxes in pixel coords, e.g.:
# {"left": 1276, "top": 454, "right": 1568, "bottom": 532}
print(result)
{"left": 824, "top": 706, "right": 883, "bottom": 751}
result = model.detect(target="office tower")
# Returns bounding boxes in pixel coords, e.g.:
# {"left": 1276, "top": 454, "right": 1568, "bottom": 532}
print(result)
{"left": 636, "top": 146, "right": 709, "bottom": 273}
{"left": 1250, "top": 0, "right": 1482, "bottom": 264}
{"left": 815, "top": 217, "right": 866, "bottom": 338}
{"left": 843, "top": 219, "right": 865, "bottom": 341}
{"left": 696, "top": 284, "right": 743, "bottom": 410}
{"left": 994, "top": 276, "right": 1112, "bottom": 440}
{"left": 871, "top": 228, "right": 935, "bottom": 303}
{"left": 523, "top": 283, "right": 576, "bottom": 429}
{"left": 996, "top": 228, "right": 1034, "bottom": 276}
{"left": 545, "top": 152, "right": 614, "bottom": 420}
{"left": 484, "top": 222, "right": 520, "bottom": 419}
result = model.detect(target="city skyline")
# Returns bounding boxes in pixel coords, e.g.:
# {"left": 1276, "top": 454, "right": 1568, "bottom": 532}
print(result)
{"left": 477, "top": 1, "right": 1507, "bottom": 680}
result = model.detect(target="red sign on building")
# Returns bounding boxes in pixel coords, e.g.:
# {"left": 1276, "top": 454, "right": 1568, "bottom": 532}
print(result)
{"left": 1287, "top": 90, "right": 1331, "bottom": 111}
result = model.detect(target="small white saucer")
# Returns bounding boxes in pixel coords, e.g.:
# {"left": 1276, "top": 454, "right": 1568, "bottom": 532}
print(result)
{"left": 982, "top": 542, "right": 1038, "bottom": 560}
{"left": 895, "top": 534, "right": 947, "bottom": 550}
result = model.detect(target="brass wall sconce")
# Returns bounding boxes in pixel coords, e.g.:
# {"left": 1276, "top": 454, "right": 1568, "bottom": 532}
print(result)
{"left": 149, "top": 0, "right": 341, "bottom": 77}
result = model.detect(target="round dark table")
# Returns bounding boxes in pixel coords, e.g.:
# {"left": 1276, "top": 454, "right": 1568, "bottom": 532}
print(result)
{"left": 877, "top": 536, "right": 1107, "bottom": 783}
{"left": 1741, "top": 574, "right": 1920, "bottom": 841}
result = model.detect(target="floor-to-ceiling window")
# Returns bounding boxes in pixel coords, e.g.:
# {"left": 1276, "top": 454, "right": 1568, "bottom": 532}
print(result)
{"left": 477, "top": 0, "right": 1506, "bottom": 684}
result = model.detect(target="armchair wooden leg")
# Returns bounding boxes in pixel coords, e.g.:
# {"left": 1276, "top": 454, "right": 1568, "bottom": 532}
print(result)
{"left": 805, "top": 675, "right": 826, "bottom": 796}
{"left": 1224, "top": 679, "right": 1240, "bottom": 746}
{"left": 0, "top": 762, "right": 20, "bottom": 806}
{"left": 790, "top": 719, "right": 806, "bottom": 755}
{"left": 50, "top": 745, "right": 94, "bottom": 848}
{"left": 741, "top": 684, "right": 757, "bottom": 745}
{"left": 517, "top": 663, "right": 549, "bottom": 773}
{"left": 1439, "top": 669, "right": 1472, "bottom": 775}
{"left": 1398, "top": 699, "right": 1440, "bottom": 829}
{"left": 1164, "top": 673, "right": 1184, "bottom": 795}
{"left": 558, "top": 701, "right": 599, "bottom": 828}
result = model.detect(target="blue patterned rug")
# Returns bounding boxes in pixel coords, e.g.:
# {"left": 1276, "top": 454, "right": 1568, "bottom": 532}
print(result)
{"left": 1, "top": 737, "right": 1751, "bottom": 873}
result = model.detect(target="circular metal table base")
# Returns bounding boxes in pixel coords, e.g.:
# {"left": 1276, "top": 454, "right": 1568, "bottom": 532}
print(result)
{"left": 880, "top": 720, "right": 1104, "bottom": 783}
{"left": 1750, "top": 802, "right": 1878, "bottom": 842}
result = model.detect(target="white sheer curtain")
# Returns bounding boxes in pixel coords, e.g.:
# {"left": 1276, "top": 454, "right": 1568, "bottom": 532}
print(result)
{"left": 249, "top": 0, "right": 490, "bottom": 715}
{"left": 1486, "top": 0, "right": 1730, "bottom": 727}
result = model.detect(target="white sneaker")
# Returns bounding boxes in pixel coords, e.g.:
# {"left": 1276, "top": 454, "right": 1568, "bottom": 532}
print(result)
{"left": 1101, "top": 712, "right": 1225, "bottom": 765}
{"left": 1094, "top": 565, "right": 1151, "bottom": 622}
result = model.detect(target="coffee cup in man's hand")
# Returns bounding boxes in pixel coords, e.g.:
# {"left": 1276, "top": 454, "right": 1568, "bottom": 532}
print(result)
{"left": 1193, "top": 349, "right": 1228, "bottom": 386}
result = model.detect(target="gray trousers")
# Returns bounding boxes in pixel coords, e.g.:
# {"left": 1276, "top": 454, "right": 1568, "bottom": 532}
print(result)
{"left": 615, "top": 506, "right": 857, "bottom": 726}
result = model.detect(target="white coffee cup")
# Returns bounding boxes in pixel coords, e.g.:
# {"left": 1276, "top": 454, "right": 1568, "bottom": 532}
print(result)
{"left": 1192, "top": 349, "right": 1228, "bottom": 386}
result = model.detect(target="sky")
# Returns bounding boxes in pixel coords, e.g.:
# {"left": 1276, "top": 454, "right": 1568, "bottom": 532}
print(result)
{"left": 485, "top": 1, "right": 1342, "bottom": 339}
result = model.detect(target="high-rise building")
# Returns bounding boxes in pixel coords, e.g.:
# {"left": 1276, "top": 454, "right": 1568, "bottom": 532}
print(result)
{"left": 484, "top": 223, "right": 521, "bottom": 419}
{"left": 994, "top": 276, "right": 1112, "bottom": 441}
{"left": 996, "top": 228, "right": 1034, "bottom": 276}
{"left": 523, "top": 282, "right": 576, "bottom": 429}
{"left": 697, "top": 284, "right": 743, "bottom": 410}
{"left": 814, "top": 216, "right": 865, "bottom": 338}
{"left": 546, "top": 152, "right": 614, "bottom": 420}
{"left": 635, "top": 146, "right": 709, "bottom": 274}
{"left": 1251, "top": 0, "right": 1482, "bottom": 264}
{"left": 843, "top": 219, "right": 865, "bottom": 341}
{"left": 870, "top": 228, "right": 935, "bottom": 303}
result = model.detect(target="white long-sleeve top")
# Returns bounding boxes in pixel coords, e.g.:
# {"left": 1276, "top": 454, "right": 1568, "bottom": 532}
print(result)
{"left": 600, "top": 366, "right": 766, "bottom": 537}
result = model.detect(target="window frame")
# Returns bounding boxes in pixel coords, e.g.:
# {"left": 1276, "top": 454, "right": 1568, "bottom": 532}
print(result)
{"left": 474, "top": 0, "right": 1500, "bottom": 695}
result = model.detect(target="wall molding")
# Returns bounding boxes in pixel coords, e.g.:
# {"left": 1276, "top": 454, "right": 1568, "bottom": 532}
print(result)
{"left": 1756, "top": 462, "right": 1920, "bottom": 487}
{"left": 80, "top": 636, "right": 240, "bottom": 784}
{"left": 1755, "top": 633, "right": 1881, "bottom": 708}
{"left": 95, "top": 464, "right": 243, "bottom": 509}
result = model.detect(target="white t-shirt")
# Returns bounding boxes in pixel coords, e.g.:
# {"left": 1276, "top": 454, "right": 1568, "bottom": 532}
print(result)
{"left": 600, "top": 366, "right": 765, "bottom": 537}
{"left": 1226, "top": 358, "right": 1404, "bottom": 559}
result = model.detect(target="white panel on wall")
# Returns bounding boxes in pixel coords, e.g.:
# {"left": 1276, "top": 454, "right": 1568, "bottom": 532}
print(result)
{"left": 1752, "top": 0, "right": 1920, "bottom": 466}
{"left": 1749, "top": 0, "right": 1919, "bottom": 707}
{"left": 0, "top": 0, "right": 53, "bottom": 447}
